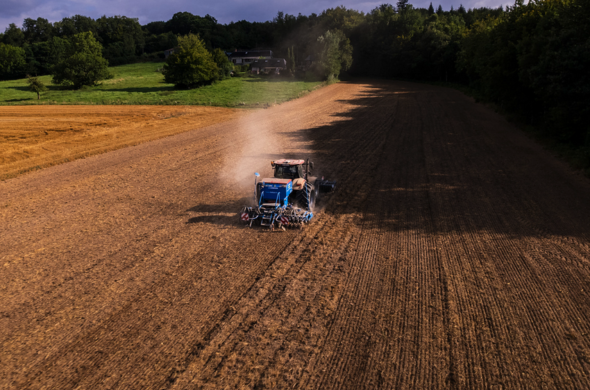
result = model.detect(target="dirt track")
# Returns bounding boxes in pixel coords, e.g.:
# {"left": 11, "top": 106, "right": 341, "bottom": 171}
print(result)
{"left": 2, "top": 80, "right": 590, "bottom": 389}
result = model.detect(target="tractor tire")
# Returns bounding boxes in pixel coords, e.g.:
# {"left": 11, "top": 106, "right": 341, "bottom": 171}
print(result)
{"left": 296, "top": 182, "right": 316, "bottom": 211}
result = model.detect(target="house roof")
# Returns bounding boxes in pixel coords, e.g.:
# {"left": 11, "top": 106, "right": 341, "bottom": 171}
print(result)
{"left": 251, "top": 58, "right": 287, "bottom": 68}
{"left": 228, "top": 50, "right": 272, "bottom": 58}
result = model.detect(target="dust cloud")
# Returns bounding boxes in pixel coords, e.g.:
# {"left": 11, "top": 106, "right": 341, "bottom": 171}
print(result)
{"left": 218, "top": 87, "right": 313, "bottom": 204}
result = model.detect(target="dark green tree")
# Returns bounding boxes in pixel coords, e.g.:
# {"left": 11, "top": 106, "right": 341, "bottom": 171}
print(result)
{"left": 143, "top": 21, "right": 167, "bottom": 35}
{"left": 22, "top": 41, "right": 52, "bottom": 75}
{"left": 52, "top": 32, "right": 111, "bottom": 88}
{"left": 428, "top": 3, "right": 435, "bottom": 15}
{"left": 163, "top": 34, "right": 218, "bottom": 88}
{"left": 144, "top": 32, "right": 177, "bottom": 53}
{"left": 95, "top": 15, "right": 144, "bottom": 65}
{"left": 211, "top": 48, "right": 232, "bottom": 79}
{"left": 437, "top": 5, "right": 444, "bottom": 15}
{"left": 320, "top": 6, "right": 365, "bottom": 34}
{"left": 22, "top": 18, "right": 54, "bottom": 43}
{"left": 26, "top": 75, "right": 47, "bottom": 99}
{"left": 314, "top": 29, "right": 353, "bottom": 80}
{"left": 54, "top": 15, "right": 97, "bottom": 37}
{"left": 164, "top": 12, "right": 218, "bottom": 48}
{"left": 397, "top": 0, "right": 410, "bottom": 13}
{"left": 2, "top": 24, "right": 25, "bottom": 46}
{"left": 0, "top": 43, "right": 26, "bottom": 79}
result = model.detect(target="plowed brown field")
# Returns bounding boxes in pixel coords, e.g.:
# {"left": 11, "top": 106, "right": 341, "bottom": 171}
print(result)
{"left": 2, "top": 80, "right": 590, "bottom": 389}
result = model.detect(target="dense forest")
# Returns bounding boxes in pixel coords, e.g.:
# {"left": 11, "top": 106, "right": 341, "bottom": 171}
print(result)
{"left": 0, "top": 0, "right": 589, "bottom": 167}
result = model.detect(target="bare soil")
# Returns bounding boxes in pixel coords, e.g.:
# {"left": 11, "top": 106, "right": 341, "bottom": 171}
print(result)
{"left": 2, "top": 80, "right": 590, "bottom": 389}
{"left": 0, "top": 105, "right": 242, "bottom": 180}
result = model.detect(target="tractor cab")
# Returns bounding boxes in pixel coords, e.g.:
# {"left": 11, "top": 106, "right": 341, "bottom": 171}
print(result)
{"left": 271, "top": 159, "right": 312, "bottom": 180}
{"left": 273, "top": 164, "right": 304, "bottom": 180}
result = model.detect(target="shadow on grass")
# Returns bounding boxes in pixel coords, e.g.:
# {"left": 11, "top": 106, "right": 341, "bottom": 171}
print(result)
{"left": 243, "top": 77, "right": 313, "bottom": 83}
{"left": 7, "top": 85, "right": 65, "bottom": 92}
{"left": 109, "top": 86, "right": 176, "bottom": 93}
{"left": 4, "top": 97, "right": 34, "bottom": 102}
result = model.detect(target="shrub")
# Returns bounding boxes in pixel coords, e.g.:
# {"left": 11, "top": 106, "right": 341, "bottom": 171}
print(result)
{"left": 26, "top": 75, "right": 47, "bottom": 99}
{"left": 212, "top": 48, "right": 232, "bottom": 79}
{"left": 162, "top": 34, "right": 218, "bottom": 88}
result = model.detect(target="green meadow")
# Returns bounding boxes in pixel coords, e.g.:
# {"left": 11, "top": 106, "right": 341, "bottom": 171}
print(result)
{"left": 0, "top": 62, "right": 324, "bottom": 107}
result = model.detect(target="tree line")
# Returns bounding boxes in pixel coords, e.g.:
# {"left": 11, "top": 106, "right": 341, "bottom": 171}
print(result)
{"left": 0, "top": 0, "right": 588, "bottom": 166}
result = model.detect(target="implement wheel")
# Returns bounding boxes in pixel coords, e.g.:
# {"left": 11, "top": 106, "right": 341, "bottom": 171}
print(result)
{"left": 239, "top": 207, "right": 250, "bottom": 225}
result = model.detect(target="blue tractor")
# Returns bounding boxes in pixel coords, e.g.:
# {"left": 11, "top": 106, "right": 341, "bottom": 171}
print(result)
{"left": 240, "top": 159, "right": 336, "bottom": 229}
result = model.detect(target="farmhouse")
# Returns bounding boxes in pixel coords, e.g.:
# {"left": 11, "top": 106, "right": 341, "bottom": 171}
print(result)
{"left": 303, "top": 55, "right": 315, "bottom": 70}
{"left": 250, "top": 58, "right": 287, "bottom": 75}
{"left": 164, "top": 48, "right": 175, "bottom": 58}
{"left": 228, "top": 50, "right": 273, "bottom": 65}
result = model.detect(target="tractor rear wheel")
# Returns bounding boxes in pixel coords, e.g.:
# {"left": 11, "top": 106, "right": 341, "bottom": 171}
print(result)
{"left": 296, "top": 182, "right": 316, "bottom": 211}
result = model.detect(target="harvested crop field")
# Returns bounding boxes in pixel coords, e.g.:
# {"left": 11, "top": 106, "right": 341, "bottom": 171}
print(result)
{"left": 2, "top": 80, "right": 590, "bottom": 389}
{"left": 0, "top": 105, "right": 243, "bottom": 180}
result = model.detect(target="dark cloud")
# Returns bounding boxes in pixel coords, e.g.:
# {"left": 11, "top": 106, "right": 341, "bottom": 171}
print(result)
{"left": 0, "top": 0, "right": 509, "bottom": 32}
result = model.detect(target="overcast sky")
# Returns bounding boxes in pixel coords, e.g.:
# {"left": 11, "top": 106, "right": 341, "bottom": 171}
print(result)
{"left": 1, "top": 0, "right": 511, "bottom": 32}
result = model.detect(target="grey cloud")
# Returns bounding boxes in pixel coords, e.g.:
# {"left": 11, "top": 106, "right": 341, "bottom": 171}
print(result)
{"left": 1, "top": 0, "right": 510, "bottom": 32}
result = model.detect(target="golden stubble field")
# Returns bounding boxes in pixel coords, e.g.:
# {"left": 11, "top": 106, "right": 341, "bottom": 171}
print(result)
{"left": 0, "top": 105, "right": 244, "bottom": 180}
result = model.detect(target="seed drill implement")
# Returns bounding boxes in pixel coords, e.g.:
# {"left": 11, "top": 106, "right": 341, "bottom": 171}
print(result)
{"left": 239, "top": 159, "right": 336, "bottom": 230}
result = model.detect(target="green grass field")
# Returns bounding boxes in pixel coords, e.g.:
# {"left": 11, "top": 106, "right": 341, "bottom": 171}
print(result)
{"left": 0, "top": 62, "right": 324, "bottom": 107}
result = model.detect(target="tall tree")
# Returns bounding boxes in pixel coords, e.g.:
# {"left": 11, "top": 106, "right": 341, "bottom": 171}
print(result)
{"left": 428, "top": 3, "right": 435, "bottom": 15}
{"left": 397, "top": 0, "right": 410, "bottom": 13}
{"left": 22, "top": 18, "right": 54, "bottom": 43}
{"left": 54, "top": 15, "right": 97, "bottom": 37}
{"left": 0, "top": 43, "right": 26, "bottom": 78}
{"left": 314, "top": 29, "right": 353, "bottom": 80}
{"left": 96, "top": 15, "right": 145, "bottom": 60}
{"left": 163, "top": 34, "right": 218, "bottom": 88}
{"left": 211, "top": 48, "right": 232, "bottom": 79}
{"left": 2, "top": 24, "right": 25, "bottom": 46}
{"left": 52, "top": 32, "right": 111, "bottom": 88}
{"left": 287, "top": 46, "right": 296, "bottom": 74}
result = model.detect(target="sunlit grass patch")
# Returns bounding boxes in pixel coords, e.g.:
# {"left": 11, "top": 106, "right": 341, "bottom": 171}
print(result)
{"left": 0, "top": 62, "right": 324, "bottom": 107}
